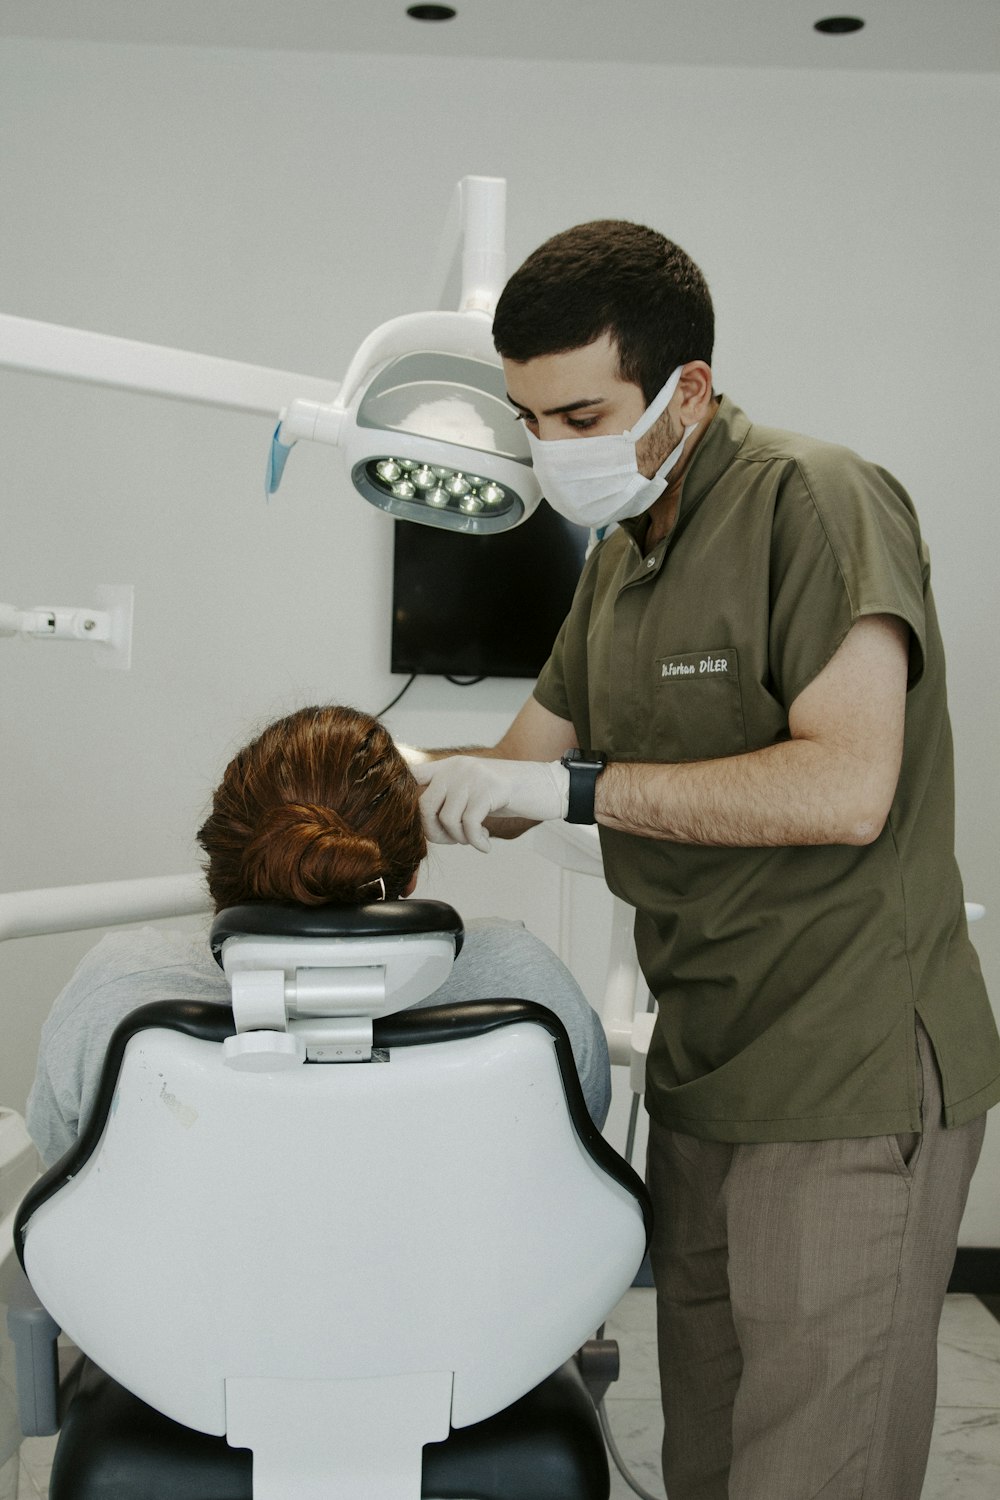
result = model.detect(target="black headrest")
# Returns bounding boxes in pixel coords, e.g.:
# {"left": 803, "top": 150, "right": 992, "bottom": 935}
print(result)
{"left": 209, "top": 899, "right": 464, "bottom": 969}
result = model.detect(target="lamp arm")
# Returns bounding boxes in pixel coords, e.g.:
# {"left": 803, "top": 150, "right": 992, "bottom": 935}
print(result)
{"left": 0, "top": 603, "right": 111, "bottom": 642}
{"left": 457, "top": 175, "right": 507, "bottom": 315}
{"left": 425, "top": 175, "right": 507, "bottom": 317}
{"left": 0, "top": 313, "right": 339, "bottom": 417}
{"left": 277, "top": 307, "right": 497, "bottom": 450}
{"left": 1, "top": 586, "right": 133, "bottom": 669}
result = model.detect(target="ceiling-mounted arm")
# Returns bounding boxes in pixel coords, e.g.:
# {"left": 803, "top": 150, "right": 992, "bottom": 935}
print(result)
{"left": 457, "top": 175, "right": 507, "bottom": 315}
{"left": 426, "top": 175, "right": 507, "bottom": 318}
{"left": 0, "top": 313, "right": 339, "bottom": 417}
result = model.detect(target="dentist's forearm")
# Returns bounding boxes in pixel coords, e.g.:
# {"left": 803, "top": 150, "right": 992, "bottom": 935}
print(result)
{"left": 596, "top": 741, "right": 892, "bottom": 849}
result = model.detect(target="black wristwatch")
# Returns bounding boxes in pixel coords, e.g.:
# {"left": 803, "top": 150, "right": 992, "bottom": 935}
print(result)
{"left": 561, "top": 749, "right": 608, "bottom": 825}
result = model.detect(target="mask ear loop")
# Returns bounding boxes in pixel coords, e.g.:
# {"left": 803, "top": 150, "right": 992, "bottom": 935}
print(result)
{"left": 631, "top": 366, "right": 699, "bottom": 489}
{"left": 625, "top": 365, "right": 684, "bottom": 442}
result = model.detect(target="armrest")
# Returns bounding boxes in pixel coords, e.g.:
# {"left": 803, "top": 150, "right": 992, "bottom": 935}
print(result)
{"left": 6, "top": 1261, "right": 61, "bottom": 1436}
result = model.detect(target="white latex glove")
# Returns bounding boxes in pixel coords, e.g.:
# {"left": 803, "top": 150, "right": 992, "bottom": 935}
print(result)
{"left": 411, "top": 756, "right": 570, "bottom": 853}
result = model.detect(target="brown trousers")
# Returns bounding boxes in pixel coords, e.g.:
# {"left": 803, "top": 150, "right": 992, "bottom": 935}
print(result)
{"left": 646, "top": 1021, "right": 986, "bottom": 1500}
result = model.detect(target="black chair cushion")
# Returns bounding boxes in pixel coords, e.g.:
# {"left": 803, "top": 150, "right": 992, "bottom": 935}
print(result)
{"left": 49, "top": 1356, "right": 610, "bottom": 1500}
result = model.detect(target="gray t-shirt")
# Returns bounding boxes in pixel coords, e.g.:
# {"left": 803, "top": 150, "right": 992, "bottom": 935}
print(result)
{"left": 27, "top": 917, "right": 611, "bottom": 1166}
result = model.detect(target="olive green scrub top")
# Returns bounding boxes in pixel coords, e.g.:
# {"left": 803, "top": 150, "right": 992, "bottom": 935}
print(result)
{"left": 534, "top": 397, "right": 1000, "bottom": 1143}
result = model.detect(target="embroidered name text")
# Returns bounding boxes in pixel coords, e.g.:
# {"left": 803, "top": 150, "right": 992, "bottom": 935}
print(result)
{"left": 661, "top": 657, "right": 729, "bottom": 678}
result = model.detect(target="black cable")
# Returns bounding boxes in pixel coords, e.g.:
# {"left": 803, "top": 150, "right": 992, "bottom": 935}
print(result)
{"left": 374, "top": 674, "right": 417, "bottom": 718}
{"left": 374, "top": 672, "right": 488, "bottom": 719}
{"left": 598, "top": 1401, "right": 664, "bottom": 1500}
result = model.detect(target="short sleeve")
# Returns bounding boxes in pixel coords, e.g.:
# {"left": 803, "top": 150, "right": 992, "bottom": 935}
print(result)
{"left": 532, "top": 541, "right": 609, "bottom": 740}
{"left": 768, "top": 450, "right": 928, "bottom": 709}
{"left": 534, "top": 610, "right": 574, "bottom": 722}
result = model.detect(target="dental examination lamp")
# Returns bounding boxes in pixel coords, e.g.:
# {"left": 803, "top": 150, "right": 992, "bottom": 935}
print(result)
{"left": 271, "top": 325, "right": 537, "bottom": 535}
{"left": 0, "top": 176, "right": 541, "bottom": 536}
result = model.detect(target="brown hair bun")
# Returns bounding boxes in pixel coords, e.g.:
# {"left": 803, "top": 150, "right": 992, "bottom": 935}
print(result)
{"left": 242, "top": 802, "right": 384, "bottom": 907}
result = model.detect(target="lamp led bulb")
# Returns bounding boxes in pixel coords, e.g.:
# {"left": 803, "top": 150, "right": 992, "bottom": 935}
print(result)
{"left": 358, "top": 453, "right": 525, "bottom": 529}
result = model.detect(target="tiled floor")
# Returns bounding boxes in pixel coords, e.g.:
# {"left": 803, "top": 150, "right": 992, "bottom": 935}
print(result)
{"left": 15, "top": 1293, "right": 1000, "bottom": 1498}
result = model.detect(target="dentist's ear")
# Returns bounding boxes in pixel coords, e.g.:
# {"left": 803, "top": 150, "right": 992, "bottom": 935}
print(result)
{"left": 676, "top": 362, "right": 714, "bottom": 424}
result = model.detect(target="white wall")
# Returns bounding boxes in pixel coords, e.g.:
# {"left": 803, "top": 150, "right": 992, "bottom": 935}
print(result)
{"left": 1, "top": 40, "right": 997, "bottom": 1240}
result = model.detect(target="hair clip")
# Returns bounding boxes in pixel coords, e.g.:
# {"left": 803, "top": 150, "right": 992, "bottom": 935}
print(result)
{"left": 364, "top": 876, "right": 387, "bottom": 903}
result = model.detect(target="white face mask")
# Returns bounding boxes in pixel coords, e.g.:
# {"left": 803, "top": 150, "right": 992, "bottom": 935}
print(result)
{"left": 524, "top": 365, "right": 697, "bottom": 530}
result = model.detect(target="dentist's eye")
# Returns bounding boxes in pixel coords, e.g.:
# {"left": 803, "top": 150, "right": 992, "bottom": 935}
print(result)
{"left": 566, "top": 415, "right": 600, "bottom": 431}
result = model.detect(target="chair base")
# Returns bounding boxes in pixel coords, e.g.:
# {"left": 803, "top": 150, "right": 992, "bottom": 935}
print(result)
{"left": 49, "top": 1356, "right": 610, "bottom": 1500}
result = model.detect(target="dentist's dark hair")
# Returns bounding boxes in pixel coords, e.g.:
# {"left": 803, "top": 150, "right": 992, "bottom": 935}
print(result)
{"left": 492, "top": 220, "right": 714, "bottom": 404}
{"left": 197, "top": 705, "right": 426, "bottom": 910}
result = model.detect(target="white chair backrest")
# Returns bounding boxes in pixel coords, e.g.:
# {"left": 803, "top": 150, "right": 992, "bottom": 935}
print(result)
{"left": 18, "top": 902, "right": 648, "bottom": 1498}
{"left": 22, "top": 1008, "right": 647, "bottom": 1435}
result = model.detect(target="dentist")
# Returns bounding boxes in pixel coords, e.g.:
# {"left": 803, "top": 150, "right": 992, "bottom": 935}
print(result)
{"left": 411, "top": 220, "right": 1000, "bottom": 1500}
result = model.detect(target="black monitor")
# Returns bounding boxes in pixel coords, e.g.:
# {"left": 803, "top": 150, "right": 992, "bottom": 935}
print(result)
{"left": 390, "top": 501, "right": 588, "bottom": 679}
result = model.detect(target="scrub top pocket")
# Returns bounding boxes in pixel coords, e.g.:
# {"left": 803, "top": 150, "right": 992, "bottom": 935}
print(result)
{"left": 650, "top": 647, "right": 747, "bottom": 762}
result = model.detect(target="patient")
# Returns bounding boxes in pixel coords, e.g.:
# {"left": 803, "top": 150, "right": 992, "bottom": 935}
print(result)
{"left": 27, "top": 704, "right": 611, "bottom": 1166}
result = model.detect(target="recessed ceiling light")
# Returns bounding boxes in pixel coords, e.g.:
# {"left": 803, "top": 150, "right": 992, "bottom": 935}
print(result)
{"left": 407, "top": 4, "right": 457, "bottom": 19}
{"left": 814, "top": 15, "right": 865, "bottom": 34}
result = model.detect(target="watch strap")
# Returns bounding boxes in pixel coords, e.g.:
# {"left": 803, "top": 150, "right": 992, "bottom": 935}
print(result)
{"left": 561, "top": 750, "right": 607, "bottom": 825}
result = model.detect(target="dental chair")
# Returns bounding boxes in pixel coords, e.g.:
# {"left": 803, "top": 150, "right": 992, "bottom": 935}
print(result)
{"left": 10, "top": 898, "right": 651, "bottom": 1499}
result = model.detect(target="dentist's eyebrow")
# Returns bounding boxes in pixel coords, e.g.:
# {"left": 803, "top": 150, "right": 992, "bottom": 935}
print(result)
{"left": 506, "top": 394, "right": 607, "bottom": 417}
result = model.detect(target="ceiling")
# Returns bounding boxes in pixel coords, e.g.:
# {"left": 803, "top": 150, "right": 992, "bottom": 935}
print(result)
{"left": 1, "top": 0, "right": 997, "bottom": 74}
